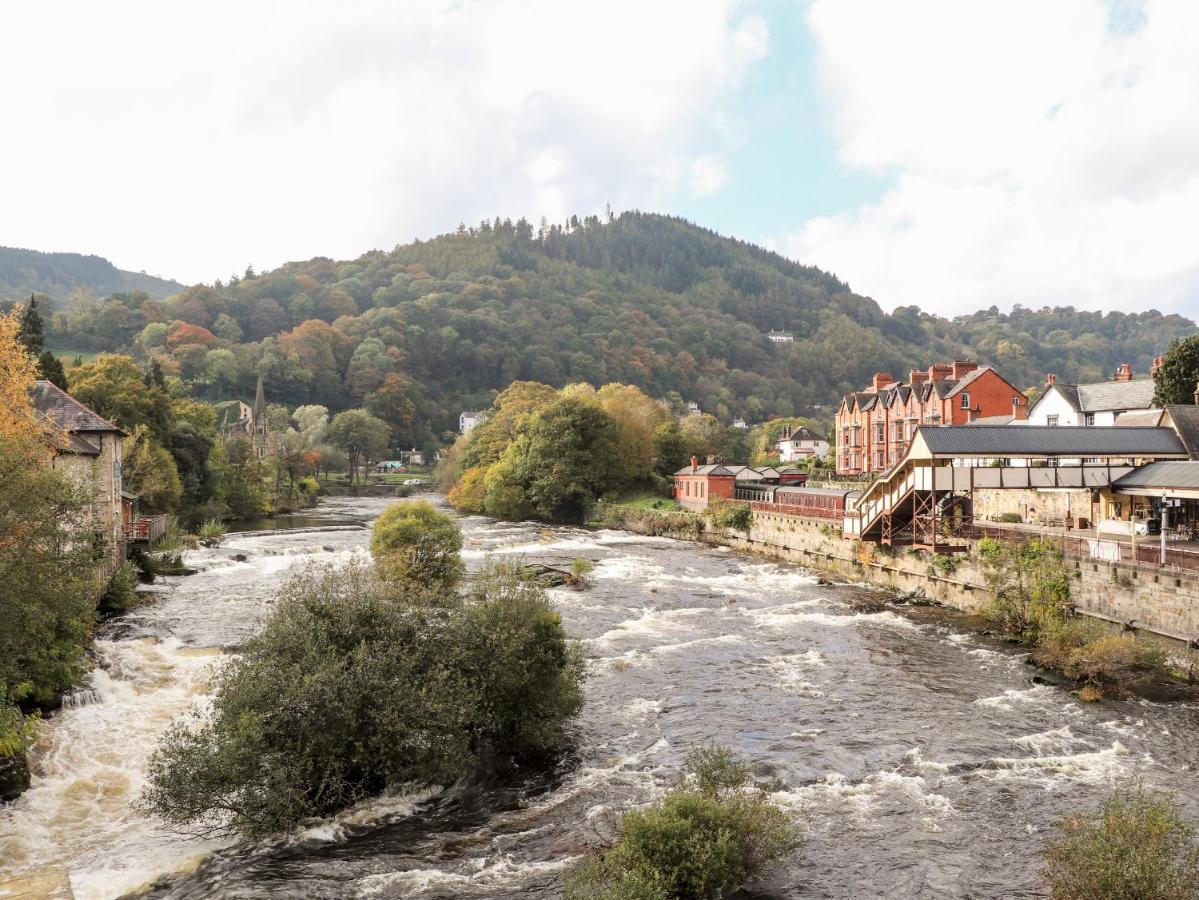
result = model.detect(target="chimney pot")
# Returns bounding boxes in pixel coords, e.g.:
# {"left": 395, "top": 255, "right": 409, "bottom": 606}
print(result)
{"left": 1114, "top": 363, "right": 1132, "bottom": 382}
{"left": 908, "top": 368, "right": 929, "bottom": 385}
{"left": 1046, "top": 373, "right": 1056, "bottom": 385}
{"left": 691, "top": 455, "right": 698, "bottom": 473}
{"left": 871, "top": 372, "right": 895, "bottom": 391}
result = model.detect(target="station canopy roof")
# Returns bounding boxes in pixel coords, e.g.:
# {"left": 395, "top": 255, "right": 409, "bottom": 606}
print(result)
{"left": 1114, "top": 461, "right": 1199, "bottom": 497}
{"left": 910, "top": 425, "right": 1188, "bottom": 460}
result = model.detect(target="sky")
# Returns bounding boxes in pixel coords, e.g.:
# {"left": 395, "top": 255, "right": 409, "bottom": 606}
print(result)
{"left": 2, "top": 0, "right": 1197, "bottom": 318}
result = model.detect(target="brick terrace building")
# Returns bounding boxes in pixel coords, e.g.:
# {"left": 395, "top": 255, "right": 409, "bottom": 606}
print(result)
{"left": 835, "top": 361, "right": 1028, "bottom": 476}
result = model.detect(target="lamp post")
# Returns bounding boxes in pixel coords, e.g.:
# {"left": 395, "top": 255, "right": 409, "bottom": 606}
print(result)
{"left": 1161, "top": 490, "right": 1168, "bottom": 566}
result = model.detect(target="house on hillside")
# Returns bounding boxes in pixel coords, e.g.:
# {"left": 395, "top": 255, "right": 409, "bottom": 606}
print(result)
{"left": 459, "top": 410, "right": 488, "bottom": 434}
{"left": 775, "top": 424, "right": 829, "bottom": 462}
{"left": 835, "top": 362, "right": 1027, "bottom": 476}
{"left": 767, "top": 330, "right": 794, "bottom": 343}
{"left": 1028, "top": 364, "right": 1157, "bottom": 427}
{"left": 32, "top": 380, "right": 128, "bottom": 567}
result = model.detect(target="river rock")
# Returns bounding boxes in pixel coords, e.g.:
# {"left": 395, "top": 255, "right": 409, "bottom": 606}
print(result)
{"left": 0, "top": 750, "right": 30, "bottom": 803}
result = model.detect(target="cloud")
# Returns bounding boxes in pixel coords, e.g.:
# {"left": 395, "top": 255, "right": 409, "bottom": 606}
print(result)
{"left": 0, "top": 1, "right": 767, "bottom": 284}
{"left": 783, "top": 0, "right": 1199, "bottom": 315}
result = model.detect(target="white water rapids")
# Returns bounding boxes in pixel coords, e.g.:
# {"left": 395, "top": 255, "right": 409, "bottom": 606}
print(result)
{"left": 1, "top": 495, "right": 1198, "bottom": 899}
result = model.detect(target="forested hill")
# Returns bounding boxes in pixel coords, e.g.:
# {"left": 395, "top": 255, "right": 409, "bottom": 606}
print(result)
{"left": 0, "top": 246, "right": 185, "bottom": 302}
{"left": 48, "top": 212, "right": 1196, "bottom": 444}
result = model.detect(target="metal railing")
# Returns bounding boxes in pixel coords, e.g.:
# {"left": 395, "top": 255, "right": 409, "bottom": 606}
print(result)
{"left": 962, "top": 522, "right": 1199, "bottom": 574}
{"left": 124, "top": 514, "right": 167, "bottom": 545}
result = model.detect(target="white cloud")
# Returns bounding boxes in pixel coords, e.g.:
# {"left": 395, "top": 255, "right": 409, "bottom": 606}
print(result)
{"left": 784, "top": 0, "right": 1199, "bottom": 315}
{"left": 0, "top": 1, "right": 767, "bottom": 283}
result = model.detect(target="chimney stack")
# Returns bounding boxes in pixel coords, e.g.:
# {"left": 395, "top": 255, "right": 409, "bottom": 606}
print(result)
{"left": 1046, "top": 373, "right": 1056, "bottom": 386}
{"left": 1152, "top": 356, "right": 1164, "bottom": 378}
{"left": 1114, "top": 363, "right": 1132, "bottom": 382}
{"left": 871, "top": 372, "right": 895, "bottom": 391}
{"left": 691, "top": 455, "right": 699, "bottom": 473}
{"left": 928, "top": 363, "right": 953, "bottom": 381}
{"left": 951, "top": 360, "right": 978, "bottom": 380}
{"left": 909, "top": 368, "right": 929, "bottom": 385}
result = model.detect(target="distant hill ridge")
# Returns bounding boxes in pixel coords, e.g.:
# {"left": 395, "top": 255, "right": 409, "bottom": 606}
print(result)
{"left": 0, "top": 246, "right": 185, "bottom": 302}
{"left": 31, "top": 212, "right": 1199, "bottom": 439}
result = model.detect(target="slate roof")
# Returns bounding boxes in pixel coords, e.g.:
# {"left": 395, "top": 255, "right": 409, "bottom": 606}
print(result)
{"left": 943, "top": 365, "right": 995, "bottom": 398}
{"left": 31, "top": 380, "right": 123, "bottom": 434}
{"left": 917, "top": 425, "right": 1187, "bottom": 457}
{"left": 674, "top": 464, "right": 735, "bottom": 476}
{"left": 1114, "top": 410, "right": 1165, "bottom": 427}
{"left": 1164, "top": 405, "right": 1199, "bottom": 460}
{"left": 1114, "top": 461, "right": 1199, "bottom": 490}
{"left": 776, "top": 485, "right": 863, "bottom": 499}
{"left": 967, "top": 415, "right": 1017, "bottom": 425}
{"left": 62, "top": 432, "right": 101, "bottom": 455}
{"left": 1073, "top": 379, "right": 1156, "bottom": 413}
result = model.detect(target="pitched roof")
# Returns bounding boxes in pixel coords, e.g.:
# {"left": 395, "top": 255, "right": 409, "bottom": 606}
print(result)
{"left": 1114, "top": 410, "right": 1165, "bottom": 427}
{"left": 674, "top": 464, "right": 735, "bottom": 476}
{"left": 943, "top": 365, "right": 996, "bottom": 398}
{"left": 1114, "top": 461, "right": 1199, "bottom": 491}
{"left": 31, "top": 380, "right": 123, "bottom": 434}
{"left": 62, "top": 433, "right": 101, "bottom": 455}
{"left": 1074, "top": 379, "right": 1156, "bottom": 413}
{"left": 967, "top": 415, "right": 1017, "bottom": 425}
{"left": 916, "top": 425, "right": 1187, "bottom": 458}
{"left": 1163, "top": 405, "right": 1199, "bottom": 460}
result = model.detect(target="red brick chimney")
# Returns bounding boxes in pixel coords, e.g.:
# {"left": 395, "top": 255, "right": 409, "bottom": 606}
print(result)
{"left": 951, "top": 360, "right": 978, "bottom": 380}
{"left": 691, "top": 455, "right": 698, "bottom": 473}
{"left": 1114, "top": 363, "right": 1132, "bottom": 382}
{"left": 1151, "top": 356, "right": 1164, "bottom": 378}
{"left": 909, "top": 368, "right": 929, "bottom": 385}
{"left": 871, "top": 372, "right": 895, "bottom": 391}
{"left": 1012, "top": 395, "right": 1028, "bottom": 421}
{"left": 928, "top": 363, "right": 953, "bottom": 381}
{"left": 1046, "top": 373, "right": 1057, "bottom": 386}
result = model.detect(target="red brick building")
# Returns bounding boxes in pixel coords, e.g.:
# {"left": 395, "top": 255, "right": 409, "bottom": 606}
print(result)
{"left": 673, "top": 458, "right": 737, "bottom": 511}
{"left": 835, "top": 362, "right": 1027, "bottom": 476}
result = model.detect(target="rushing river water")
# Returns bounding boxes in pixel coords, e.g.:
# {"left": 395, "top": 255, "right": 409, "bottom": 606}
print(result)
{"left": 2, "top": 495, "right": 1199, "bottom": 898}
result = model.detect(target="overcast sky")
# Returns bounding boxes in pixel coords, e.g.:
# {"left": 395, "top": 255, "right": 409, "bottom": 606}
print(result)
{"left": 2, "top": 0, "right": 1197, "bottom": 317}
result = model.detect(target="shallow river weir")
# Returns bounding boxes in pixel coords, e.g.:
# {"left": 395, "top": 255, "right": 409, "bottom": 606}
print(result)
{"left": 3, "top": 496, "right": 1199, "bottom": 898}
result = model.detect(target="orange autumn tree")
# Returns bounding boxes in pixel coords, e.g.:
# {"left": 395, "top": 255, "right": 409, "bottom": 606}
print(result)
{"left": 1, "top": 311, "right": 99, "bottom": 762}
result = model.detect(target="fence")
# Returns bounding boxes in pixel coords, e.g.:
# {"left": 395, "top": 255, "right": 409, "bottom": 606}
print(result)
{"left": 963, "top": 522, "right": 1199, "bottom": 575}
{"left": 124, "top": 514, "right": 167, "bottom": 545}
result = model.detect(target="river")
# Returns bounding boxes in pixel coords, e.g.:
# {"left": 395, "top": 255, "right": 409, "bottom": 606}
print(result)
{"left": 2, "top": 495, "right": 1198, "bottom": 898}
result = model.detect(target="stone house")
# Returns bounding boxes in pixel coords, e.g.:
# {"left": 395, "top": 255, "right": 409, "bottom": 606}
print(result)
{"left": 32, "top": 380, "right": 126, "bottom": 568}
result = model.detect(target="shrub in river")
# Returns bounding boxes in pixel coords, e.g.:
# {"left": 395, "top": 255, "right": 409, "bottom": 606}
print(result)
{"left": 1045, "top": 781, "right": 1199, "bottom": 899}
{"left": 371, "top": 500, "right": 464, "bottom": 588}
{"left": 197, "top": 518, "right": 226, "bottom": 547}
{"left": 564, "top": 745, "right": 800, "bottom": 900}
{"left": 1034, "top": 620, "right": 1169, "bottom": 696}
{"left": 566, "top": 557, "right": 594, "bottom": 587}
{"left": 143, "top": 557, "right": 583, "bottom": 837}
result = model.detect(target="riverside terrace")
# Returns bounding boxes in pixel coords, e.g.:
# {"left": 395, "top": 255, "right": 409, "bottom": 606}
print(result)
{"left": 842, "top": 425, "right": 1190, "bottom": 553}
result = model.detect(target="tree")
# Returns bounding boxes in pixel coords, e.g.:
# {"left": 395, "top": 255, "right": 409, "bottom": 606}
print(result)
{"left": 1045, "top": 781, "right": 1199, "bottom": 899}
{"left": 143, "top": 558, "right": 583, "bottom": 838}
{"left": 68, "top": 354, "right": 173, "bottom": 442}
{"left": 365, "top": 373, "right": 419, "bottom": 445}
{"left": 122, "top": 424, "right": 183, "bottom": 513}
{"left": 0, "top": 311, "right": 97, "bottom": 769}
{"left": 292, "top": 405, "right": 329, "bottom": 445}
{"left": 371, "top": 500, "right": 463, "bottom": 588}
{"left": 486, "top": 398, "right": 620, "bottom": 523}
{"left": 653, "top": 421, "right": 689, "bottom": 479}
{"left": 16, "top": 295, "right": 45, "bottom": 356}
{"left": 1154, "top": 335, "right": 1199, "bottom": 405}
{"left": 327, "top": 409, "right": 389, "bottom": 482}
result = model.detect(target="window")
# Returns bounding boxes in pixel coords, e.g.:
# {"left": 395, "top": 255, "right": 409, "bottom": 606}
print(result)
{"left": 1084, "top": 413, "right": 1095, "bottom": 426}
{"left": 960, "top": 392, "right": 971, "bottom": 409}
{"left": 1046, "top": 415, "right": 1059, "bottom": 427}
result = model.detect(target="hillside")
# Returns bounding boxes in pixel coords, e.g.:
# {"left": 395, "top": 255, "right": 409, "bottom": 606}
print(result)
{"left": 0, "top": 246, "right": 185, "bottom": 303}
{"left": 49, "top": 212, "right": 1197, "bottom": 445}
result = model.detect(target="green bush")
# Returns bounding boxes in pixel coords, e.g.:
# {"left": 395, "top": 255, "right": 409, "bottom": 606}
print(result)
{"left": 978, "top": 538, "right": 1071, "bottom": 641}
{"left": 143, "top": 557, "right": 583, "bottom": 837}
{"left": 1035, "top": 621, "right": 1169, "bottom": 695}
{"left": 371, "top": 500, "right": 464, "bottom": 588}
{"left": 999, "top": 512, "right": 1023, "bottom": 523}
{"left": 564, "top": 746, "right": 800, "bottom": 900}
{"left": 567, "top": 557, "right": 595, "bottom": 587}
{"left": 98, "top": 561, "right": 141, "bottom": 616}
{"left": 1045, "top": 781, "right": 1199, "bottom": 899}
{"left": 706, "top": 498, "right": 752, "bottom": 532}
{"left": 197, "top": 518, "right": 227, "bottom": 547}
